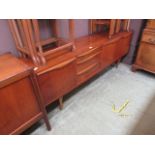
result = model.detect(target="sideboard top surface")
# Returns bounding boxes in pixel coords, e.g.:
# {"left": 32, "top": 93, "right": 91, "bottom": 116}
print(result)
{"left": 20, "top": 31, "right": 132, "bottom": 75}
{"left": 0, "top": 53, "right": 32, "bottom": 84}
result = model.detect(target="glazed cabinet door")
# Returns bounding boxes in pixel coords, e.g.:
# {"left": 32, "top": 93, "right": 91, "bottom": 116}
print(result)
{"left": 38, "top": 58, "right": 77, "bottom": 106}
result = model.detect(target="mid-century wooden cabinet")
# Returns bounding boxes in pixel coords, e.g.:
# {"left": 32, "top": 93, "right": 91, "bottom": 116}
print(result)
{"left": 132, "top": 20, "right": 155, "bottom": 73}
{"left": 0, "top": 53, "right": 51, "bottom": 134}
{"left": 8, "top": 19, "right": 132, "bottom": 113}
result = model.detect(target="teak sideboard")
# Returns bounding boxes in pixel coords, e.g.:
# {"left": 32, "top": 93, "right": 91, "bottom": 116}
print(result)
{"left": 4, "top": 19, "right": 132, "bottom": 134}
{"left": 25, "top": 32, "right": 132, "bottom": 107}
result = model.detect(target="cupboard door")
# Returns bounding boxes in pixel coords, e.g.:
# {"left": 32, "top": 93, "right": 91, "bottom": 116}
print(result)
{"left": 136, "top": 42, "right": 155, "bottom": 71}
{"left": 115, "top": 37, "right": 124, "bottom": 59}
{"left": 0, "top": 77, "right": 41, "bottom": 135}
{"left": 122, "top": 34, "right": 132, "bottom": 55}
{"left": 38, "top": 58, "right": 76, "bottom": 106}
{"left": 116, "top": 33, "right": 132, "bottom": 59}
{"left": 101, "top": 41, "right": 118, "bottom": 69}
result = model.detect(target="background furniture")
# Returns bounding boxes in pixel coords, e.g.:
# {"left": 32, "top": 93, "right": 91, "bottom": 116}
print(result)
{"left": 89, "top": 19, "right": 130, "bottom": 38}
{"left": 9, "top": 19, "right": 132, "bottom": 110}
{"left": 0, "top": 53, "right": 51, "bottom": 134}
{"left": 8, "top": 19, "right": 75, "bottom": 65}
{"left": 132, "top": 19, "right": 155, "bottom": 73}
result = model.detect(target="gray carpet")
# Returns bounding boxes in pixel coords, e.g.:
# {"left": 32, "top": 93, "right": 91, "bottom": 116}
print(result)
{"left": 31, "top": 63, "right": 155, "bottom": 135}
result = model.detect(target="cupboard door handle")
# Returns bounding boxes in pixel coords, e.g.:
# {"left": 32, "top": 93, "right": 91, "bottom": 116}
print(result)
{"left": 38, "top": 58, "right": 75, "bottom": 75}
{"left": 148, "top": 38, "right": 152, "bottom": 42}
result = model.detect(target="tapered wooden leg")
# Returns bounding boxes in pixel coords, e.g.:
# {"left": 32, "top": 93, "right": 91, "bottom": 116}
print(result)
{"left": 30, "top": 71, "right": 51, "bottom": 131}
{"left": 115, "top": 59, "right": 121, "bottom": 68}
{"left": 42, "top": 112, "right": 51, "bottom": 131}
{"left": 131, "top": 65, "right": 137, "bottom": 72}
{"left": 59, "top": 97, "right": 64, "bottom": 110}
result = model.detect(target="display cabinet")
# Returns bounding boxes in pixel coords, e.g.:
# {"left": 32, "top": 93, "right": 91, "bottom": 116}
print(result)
{"left": 89, "top": 19, "right": 130, "bottom": 38}
{"left": 8, "top": 19, "right": 75, "bottom": 65}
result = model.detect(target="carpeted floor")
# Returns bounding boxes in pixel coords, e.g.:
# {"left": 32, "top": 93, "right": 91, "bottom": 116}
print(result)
{"left": 29, "top": 63, "right": 155, "bottom": 135}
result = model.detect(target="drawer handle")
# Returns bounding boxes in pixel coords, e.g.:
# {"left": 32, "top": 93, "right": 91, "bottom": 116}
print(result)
{"left": 38, "top": 58, "right": 76, "bottom": 75}
{"left": 148, "top": 38, "right": 153, "bottom": 42}
{"left": 77, "top": 63, "right": 98, "bottom": 76}
{"left": 77, "top": 52, "right": 99, "bottom": 64}
{"left": 148, "top": 38, "right": 155, "bottom": 44}
{"left": 77, "top": 47, "right": 100, "bottom": 58}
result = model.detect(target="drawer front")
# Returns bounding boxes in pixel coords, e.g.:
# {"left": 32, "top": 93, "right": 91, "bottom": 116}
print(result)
{"left": 0, "top": 77, "right": 40, "bottom": 135}
{"left": 147, "top": 20, "right": 155, "bottom": 29}
{"left": 136, "top": 42, "right": 155, "bottom": 70}
{"left": 77, "top": 62, "right": 100, "bottom": 85}
{"left": 77, "top": 47, "right": 101, "bottom": 64}
{"left": 141, "top": 32, "right": 155, "bottom": 44}
{"left": 77, "top": 52, "right": 100, "bottom": 73}
{"left": 38, "top": 58, "right": 76, "bottom": 106}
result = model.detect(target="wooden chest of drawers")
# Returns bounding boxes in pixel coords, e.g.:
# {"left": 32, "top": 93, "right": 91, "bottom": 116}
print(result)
{"left": 132, "top": 27, "right": 155, "bottom": 74}
{"left": 0, "top": 53, "right": 51, "bottom": 134}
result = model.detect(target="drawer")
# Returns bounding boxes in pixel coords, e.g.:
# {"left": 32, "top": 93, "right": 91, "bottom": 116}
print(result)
{"left": 141, "top": 32, "right": 155, "bottom": 44}
{"left": 77, "top": 62, "right": 100, "bottom": 85}
{"left": 77, "top": 52, "right": 100, "bottom": 73}
{"left": 38, "top": 57, "right": 76, "bottom": 106}
{"left": 147, "top": 20, "right": 155, "bottom": 29}
{"left": 77, "top": 47, "right": 101, "bottom": 64}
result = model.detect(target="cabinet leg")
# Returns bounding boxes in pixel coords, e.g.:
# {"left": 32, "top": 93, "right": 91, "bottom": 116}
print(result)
{"left": 59, "top": 97, "right": 64, "bottom": 110}
{"left": 115, "top": 59, "right": 121, "bottom": 68}
{"left": 30, "top": 71, "right": 52, "bottom": 131}
{"left": 131, "top": 65, "right": 137, "bottom": 72}
{"left": 43, "top": 114, "right": 51, "bottom": 131}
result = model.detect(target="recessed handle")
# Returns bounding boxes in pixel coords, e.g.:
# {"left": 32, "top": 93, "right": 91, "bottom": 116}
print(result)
{"left": 38, "top": 57, "right": 75, "bottom": 75}
{"left": 148, "top": 38, "right": 155, "bottom": 44}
